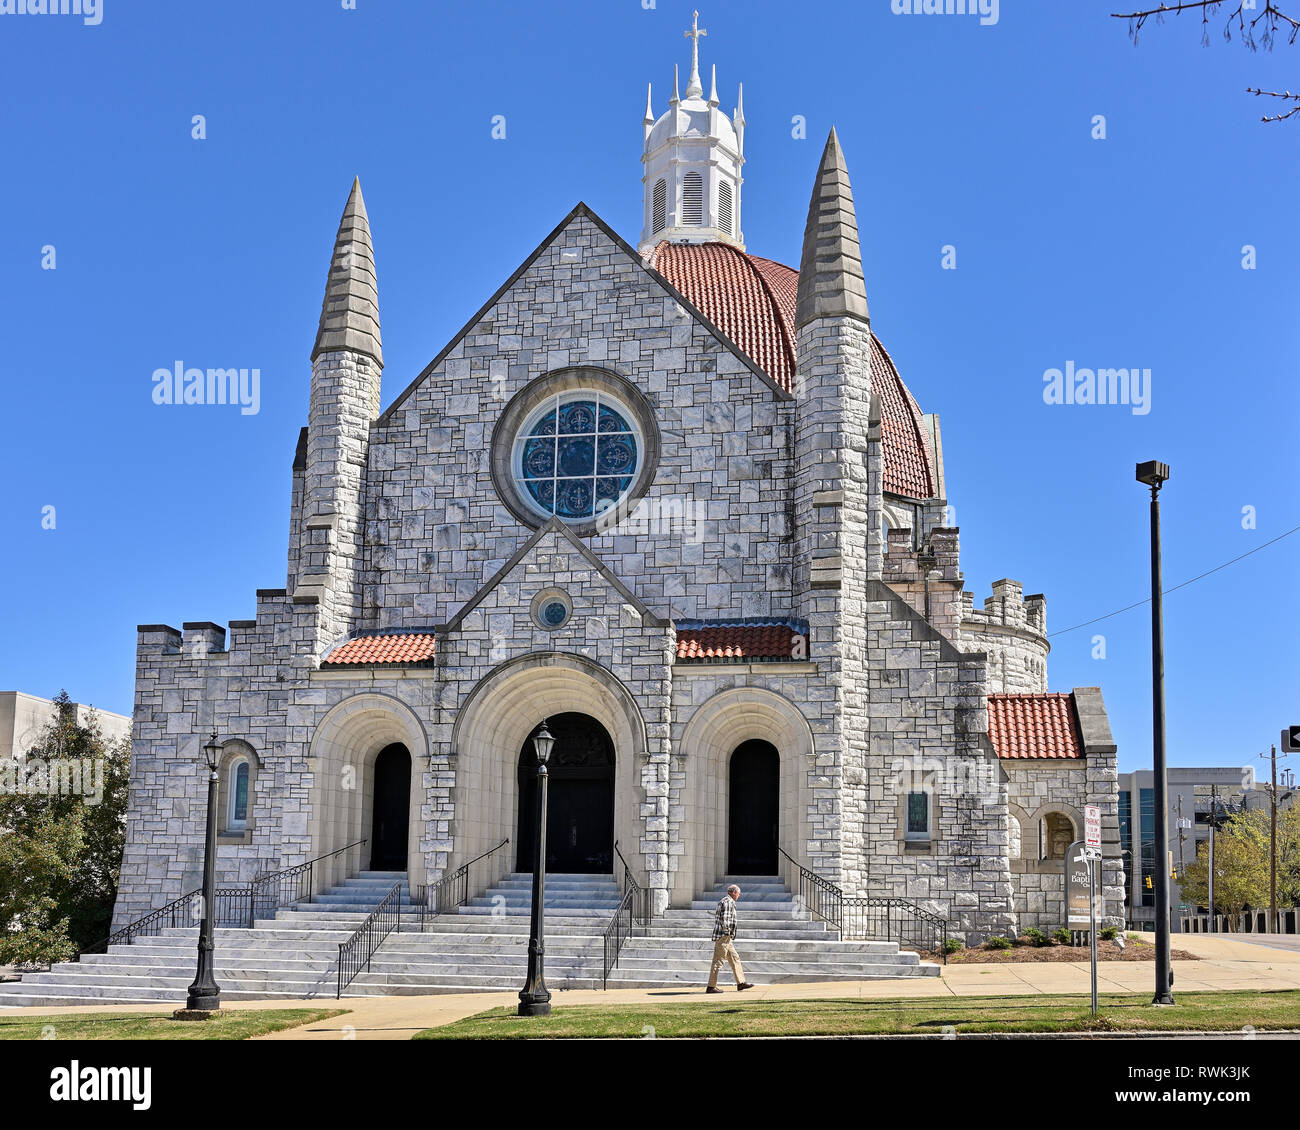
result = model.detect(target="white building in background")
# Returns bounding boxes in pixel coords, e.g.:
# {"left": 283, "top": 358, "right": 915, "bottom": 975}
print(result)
{"left": 0, "top": 691, "right": 132, "bottom": 759}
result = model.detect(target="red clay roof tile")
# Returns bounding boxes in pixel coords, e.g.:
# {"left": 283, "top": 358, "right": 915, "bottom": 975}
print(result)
{"left": 675, "top": 620, "right": 808, "bottom": 662}
{"left": 651, "top": 240, "right": 936, "bottom": 499}
{"left": 987, "top": 693, "right": 1084, "bottom": 760}
{"left": 322, "top": 633, "right": 437, "bottom": 667}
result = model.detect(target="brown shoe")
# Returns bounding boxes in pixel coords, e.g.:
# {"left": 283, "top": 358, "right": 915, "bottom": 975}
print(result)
{"left": 706, "top": 986, "right": 723, "bottom": 994}
{"left": 737, "top": 982, "right": 755, "bottom": 991}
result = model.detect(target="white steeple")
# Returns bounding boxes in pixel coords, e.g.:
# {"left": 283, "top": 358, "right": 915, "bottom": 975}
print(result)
{"left": 638, "top": 10, "right": 744, "bottom": 257}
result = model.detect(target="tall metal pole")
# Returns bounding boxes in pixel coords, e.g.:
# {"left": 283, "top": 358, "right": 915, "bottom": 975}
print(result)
{"left": 1208, "top": 784, "right": 1216, "bottom": 933}
{"left": 1270, "top": 745, "right": 1278, "bottom": 934}
{"left": 1142, "top": 466, "right": 1175, "bottom": 1005}
{"left": 519, "top": 725, "right": 552, "bottom": 1017}
{"left": 185, "top": 736, "right": 222, "bottom": 1012}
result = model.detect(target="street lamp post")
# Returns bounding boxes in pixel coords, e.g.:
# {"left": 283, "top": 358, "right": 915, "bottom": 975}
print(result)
{"left": 518, "top": 719, "right": 555, "bottom": 1017}
{"left": 1136, "top": 460, "right": 1174, "bottom": 1005}
{"left": 183, "top": 731, "right": 223, "bottom": 1014}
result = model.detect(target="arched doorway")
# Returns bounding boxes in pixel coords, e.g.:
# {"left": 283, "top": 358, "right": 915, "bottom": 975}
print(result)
{"left": 728, "top": 740, "right": 779, "bottom": 875}
{"left": 517, "top": 713, "right": 615, "bottom": 874}
{"left": 370, "top": 743, "right": 412, "bottom": 871}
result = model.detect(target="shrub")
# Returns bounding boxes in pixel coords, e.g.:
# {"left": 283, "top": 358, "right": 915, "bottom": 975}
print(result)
{"left": 1052, "top": 927, "right": 1071, "bottom": 945}
{"left": 1022, "top": 927, "right": 1050, "bottom": 947}
{"left": 942, "top": 936, "right": 964, "bottom": 954}
{"left": 1099, "top": 926, "right": 1118, "bottom": 941}
{"left": 985, "top": 935, "right": 1012, "bottom": 950}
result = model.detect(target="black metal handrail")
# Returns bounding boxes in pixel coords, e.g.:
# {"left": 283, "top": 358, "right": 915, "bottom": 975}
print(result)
{"left": 336, "top": 882, "right": 402, "bottom": 998}
{"left": 601, "top": 840, "right": 652, "bottom": 988}
{"left": 75, "top": 838, "right": 370, "bottom": 960}
{"left": 413, "top": 837, "right": 510, "bottom": 930}
{"left": 248, "top": 838, "right": 368, "bottom": 926}
{"left": 777, "top": 847, "right": 948, "bottom": 962}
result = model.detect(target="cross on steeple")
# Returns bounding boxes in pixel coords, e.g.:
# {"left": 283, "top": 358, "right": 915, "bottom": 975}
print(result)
{"left": 684, "top": 10, "right": 707, "bottom": 99}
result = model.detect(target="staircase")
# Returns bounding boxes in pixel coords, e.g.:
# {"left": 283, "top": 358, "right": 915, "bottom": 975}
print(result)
{"left": 0, "top": 872, "right": 938, "bottom": 1007}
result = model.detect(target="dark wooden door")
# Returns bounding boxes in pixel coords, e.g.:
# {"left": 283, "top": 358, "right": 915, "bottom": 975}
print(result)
{"left": 370, "top": 743, "right": 411, "bottom": 871}
{"left": 728, "top": 740, "right": 779, "bottom": 874}
{"left": 517, "top": 713, "right": 615, "bottom": 874}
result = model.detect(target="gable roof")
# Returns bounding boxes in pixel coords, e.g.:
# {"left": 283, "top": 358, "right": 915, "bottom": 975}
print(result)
{"left": 376, "top": 203, "right": 790, "bottom": 427}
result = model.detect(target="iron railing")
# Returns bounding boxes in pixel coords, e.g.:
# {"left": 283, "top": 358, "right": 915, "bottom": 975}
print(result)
{"left": 75, "top": 839, "right": 369, "bottom": 960}
{"left": 602, "top": 841, "right": 652, "bottom": 988}
{"left": 778, "top": 847, "right": 948, "bottom": 962}
{"left": 336, "top": 882, "right": 403, "bottom": 998}
{"left": 412, "top": 837, "right": 510, "bottom": 929}
{"left": 248, "top": 838, "right": 368, "bottom": 926}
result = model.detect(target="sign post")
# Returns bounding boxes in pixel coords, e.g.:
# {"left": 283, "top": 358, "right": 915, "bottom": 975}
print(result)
{"left": 1067, "top": 837, "right": 1101, "bottom": 1017}
{"left": 1084, "top": 805, "right": 1101, "bottom": 1015}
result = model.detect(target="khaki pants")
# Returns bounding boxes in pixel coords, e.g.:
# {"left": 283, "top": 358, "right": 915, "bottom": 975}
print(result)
{"left": 708, "top": 936, "right": 745, "bottom": 988}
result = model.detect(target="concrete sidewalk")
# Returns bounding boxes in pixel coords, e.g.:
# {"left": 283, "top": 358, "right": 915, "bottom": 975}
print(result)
{"left": 3, "top": 932, "right": 1298, "bottom": 1040}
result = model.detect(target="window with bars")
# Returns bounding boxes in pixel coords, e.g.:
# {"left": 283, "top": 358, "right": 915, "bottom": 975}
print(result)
{"left": 682, "top": 172, "right": 703, "bottom": 225}
{"left": 718, "top": 180, "right": 733, "bottom": 235}
{"left": 652, "top": 179, "right": 666, "bottom": 235}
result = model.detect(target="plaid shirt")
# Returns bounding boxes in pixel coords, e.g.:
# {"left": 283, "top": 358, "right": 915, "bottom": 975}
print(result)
{"left": 713, "top": 894, "right": 737, "bottom": 941}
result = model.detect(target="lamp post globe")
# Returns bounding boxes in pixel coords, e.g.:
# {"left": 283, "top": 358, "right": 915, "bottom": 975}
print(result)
{"left": 518, "top": 719, "right": 554, "bottom": 1017}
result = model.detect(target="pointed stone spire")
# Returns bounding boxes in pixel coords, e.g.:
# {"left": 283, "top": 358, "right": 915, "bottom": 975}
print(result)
{"left": 312, "top": 177, "right": 382, "bottom": 366}
{"left": 684, "top": 10, "right": 707, "bottom": 99}
{"left": 708, "top": 63, "right": 719, "bottom": 107}
{"left": 670, "top": 62, "right": 680, "bottom": 105}
{"left": 643, "top": 82, "right": 654, "bottom": 141}
{"left": 795, "top": 128, "right": 869, "bottom": 330}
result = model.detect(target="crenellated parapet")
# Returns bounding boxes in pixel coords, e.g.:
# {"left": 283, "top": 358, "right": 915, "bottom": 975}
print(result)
{"left": 959, "top": 579, "right": 1049, "bottom": 693}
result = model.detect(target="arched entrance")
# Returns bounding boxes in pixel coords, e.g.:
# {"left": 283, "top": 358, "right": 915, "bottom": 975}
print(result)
{"left": 370, "top": 743, "right": 412, "bottom": 871}
{"left": 516, "top": 713, "right": 615, "bottom": 874}
{"left": 728, "top": 739, "right": 779, "bottom": 875}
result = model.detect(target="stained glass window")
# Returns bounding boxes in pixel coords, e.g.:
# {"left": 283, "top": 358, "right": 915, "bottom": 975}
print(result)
{"left": 231, "top": 761, "right": 249, "bottom": 827}
{"left": 515, "top": 392, "right": 640, "bottom": 522}
{"left": 906, "top": 792, "right": 929, "bottom": 839}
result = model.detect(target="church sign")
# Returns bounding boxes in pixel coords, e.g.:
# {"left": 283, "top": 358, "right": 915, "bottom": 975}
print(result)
{"left": 1065, "top": 840, "right": 1095, "bottom": 932}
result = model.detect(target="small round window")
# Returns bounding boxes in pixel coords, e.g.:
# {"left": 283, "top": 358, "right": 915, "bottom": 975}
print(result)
{"left": 512, "top": 391, "right": 642, "bottom": 522}
{"left": 531, "top": 589, "right": 572, "bottom": 632}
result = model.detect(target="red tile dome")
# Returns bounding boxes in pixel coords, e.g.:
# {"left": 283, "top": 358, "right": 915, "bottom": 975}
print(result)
{"left": 650, "top": 241, "right": 936, "bottom": 499}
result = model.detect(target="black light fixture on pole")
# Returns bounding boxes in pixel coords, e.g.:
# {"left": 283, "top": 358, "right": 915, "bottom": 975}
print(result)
{"left": 1136, "top": 460, "right": 1175, "bottom": 1006}
{"left": 180, "top": 731, "right": 224, "bottom": 1016}
{"left": 518, "top": 719, "right": 555, "bottom": 1017}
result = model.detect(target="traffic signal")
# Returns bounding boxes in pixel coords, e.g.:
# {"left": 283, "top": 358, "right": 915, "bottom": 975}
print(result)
{"left": 1144, "top": 875, "right": 1153, "bottom": 890}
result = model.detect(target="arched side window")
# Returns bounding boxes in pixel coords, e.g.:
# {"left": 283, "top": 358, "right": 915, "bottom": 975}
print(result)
{"left": 228, "top": 758, "right": 250, "bottom": 829}
{"left": 216, "top": 741, "right": 260, "bottom": 842}
{"left": 717, "top": 180, "right": 733, "bottom": 236}
{"left": 682, "top": 172, "right": 703, "bottom": 225}
{"left": 652, "top": 179, "right": 667, "bottom": 235}
{"left": 1039, "top": 811, "right": 1075, "bottom": 860}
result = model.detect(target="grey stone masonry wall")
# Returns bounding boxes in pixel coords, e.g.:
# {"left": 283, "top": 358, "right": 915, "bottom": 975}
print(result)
{"left": 857, "top": 580, "right": 1016, "bottom": 942}
{"left": 113, "top": 592, "right": 305, "bottom": 928}
{"left": 358, "top": 211, "right": 796, "bottom": 630}
{"left": 959, "top": 579, "right": 1049, "bottom": 694}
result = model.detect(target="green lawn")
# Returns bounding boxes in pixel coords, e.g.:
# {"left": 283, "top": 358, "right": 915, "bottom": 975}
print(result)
{"left": 0, "top": 1007, "right": 346, "bottom": 1041}
{"left": 416, "top": 990, "right": 1300, "bottom": 1040}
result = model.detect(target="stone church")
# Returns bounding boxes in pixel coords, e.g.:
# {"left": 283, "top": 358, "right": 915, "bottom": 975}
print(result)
{"left": 113, "top": 18, "right": 1124, "bottom": 941}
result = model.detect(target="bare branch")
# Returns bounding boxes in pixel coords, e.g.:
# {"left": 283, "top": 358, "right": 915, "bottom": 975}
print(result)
{"left": 1248, "top": 85, "right": 1300, "bottom": 119}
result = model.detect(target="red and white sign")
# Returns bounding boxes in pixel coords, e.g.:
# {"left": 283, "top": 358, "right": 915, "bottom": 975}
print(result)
{"left": 1085, "top": 804, "right": 1101, "bottom": 847}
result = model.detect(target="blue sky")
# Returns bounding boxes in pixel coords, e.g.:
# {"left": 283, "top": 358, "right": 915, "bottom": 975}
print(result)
{"left": 1, "top": 0, "right": 1296, "bottom": 774}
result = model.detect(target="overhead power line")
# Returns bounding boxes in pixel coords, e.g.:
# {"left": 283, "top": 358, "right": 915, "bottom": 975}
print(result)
{"left": 1049, "top": 524, "right": 1300, "bottom": 638}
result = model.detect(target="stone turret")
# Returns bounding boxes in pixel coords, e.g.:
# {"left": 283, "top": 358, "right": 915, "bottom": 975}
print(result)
{"left": 292, "top": 178, "right": 383, "bottom": 652}
{"left": 791, "top": 127, "right": 880, "bottom": 879}
{"left": 959, "top": 579, "right": 1049, "bottom": 693}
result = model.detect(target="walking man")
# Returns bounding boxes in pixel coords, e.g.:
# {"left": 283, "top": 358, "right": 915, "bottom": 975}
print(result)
{"left": 706, "top": 884, "right": 754, "bottom": 993}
